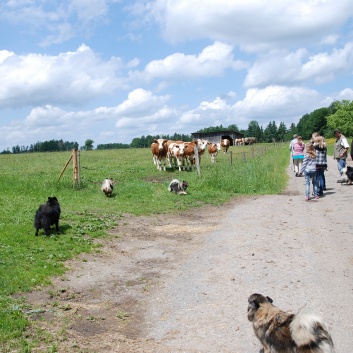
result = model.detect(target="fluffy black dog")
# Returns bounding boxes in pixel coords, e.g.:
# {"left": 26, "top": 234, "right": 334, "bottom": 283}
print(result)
{"left": 34, "top": 196, "right": 61, "bottom": 236}
{"left": 168, "top": 179, "right": 188, "bottom": 194}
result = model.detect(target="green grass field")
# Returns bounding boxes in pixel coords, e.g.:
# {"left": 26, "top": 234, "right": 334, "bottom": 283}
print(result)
{"left": 0, "top": 143, "right": 290, "bottom": 352}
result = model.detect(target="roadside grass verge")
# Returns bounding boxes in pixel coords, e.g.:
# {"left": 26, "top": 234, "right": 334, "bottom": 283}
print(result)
{"left": 0, "top": 143, "right": 288, "bottom": 352}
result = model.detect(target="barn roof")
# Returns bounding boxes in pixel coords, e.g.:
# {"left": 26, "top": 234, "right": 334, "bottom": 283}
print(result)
{"left": 191, "top": 130, "right": 244, "bottom": 138}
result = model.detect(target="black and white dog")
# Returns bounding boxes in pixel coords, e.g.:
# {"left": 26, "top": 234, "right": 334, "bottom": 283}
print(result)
{"left": 34, "top": 196, "right": 61, "bottom": 236}
{"left": 341, "top": 166, "right": 353, "bottom": 185}
{"left": 101, "top": 178, "right": 114, "bottom": 196}
{"left": 168, "top": 179, "right": 188, "bottom": 194}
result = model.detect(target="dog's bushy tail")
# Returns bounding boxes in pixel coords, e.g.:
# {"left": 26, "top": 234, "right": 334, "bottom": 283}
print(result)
{"left": 290, "top": 312, "right": 335, "bottom": 353}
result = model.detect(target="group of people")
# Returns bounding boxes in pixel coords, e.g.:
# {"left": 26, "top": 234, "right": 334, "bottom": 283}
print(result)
{"left": 289, "top": 129, "right": 350, "bottom": 201}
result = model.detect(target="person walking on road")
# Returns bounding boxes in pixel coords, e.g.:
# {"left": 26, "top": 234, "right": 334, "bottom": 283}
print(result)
{"left": 333, "top": 129, "right": 349, "bottom": 180}
{"left": 292, "top": 136, "right": 305, "bottom": 177}
{"left": 301, "top": 143, "right": 318, "bottom": 201}
{"left": 289, "top": 134, "right": 298, "bottom": 172}
{"left": 313, "top": 135, "right": 327, "bottom": 196}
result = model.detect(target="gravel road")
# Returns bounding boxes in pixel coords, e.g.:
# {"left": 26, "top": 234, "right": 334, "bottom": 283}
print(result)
{"left": 26, "top": 156, "right": 353, "bottom": 353}
{"left": 141, "top": 155, "right": 353, "bottom": 353}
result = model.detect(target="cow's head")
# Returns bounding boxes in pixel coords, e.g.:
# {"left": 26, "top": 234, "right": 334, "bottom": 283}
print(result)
{"left": 155, "top": 138, "right": 167, "bottom": 150}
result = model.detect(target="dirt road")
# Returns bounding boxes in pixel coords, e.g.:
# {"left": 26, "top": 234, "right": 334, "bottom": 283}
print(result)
{"left": 26, "top": 156, "right": 353, "bottom": 352}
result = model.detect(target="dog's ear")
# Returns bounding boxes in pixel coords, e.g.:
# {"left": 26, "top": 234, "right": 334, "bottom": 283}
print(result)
{"left": 266, "top": 296, "right": 273, "bottom": 303}
{"left": 248, "top": 293, "right": 273, "bottom": 307}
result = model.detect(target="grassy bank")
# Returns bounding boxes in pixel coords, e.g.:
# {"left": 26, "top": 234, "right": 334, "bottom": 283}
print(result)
{"left": 0, "top": 143, "right": 289, "bottom": 352}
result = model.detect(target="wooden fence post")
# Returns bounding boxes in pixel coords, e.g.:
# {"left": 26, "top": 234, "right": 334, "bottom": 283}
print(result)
{"left": 72, "top": 149, "right": 79, "bottom": 184}
{"left": 58, "top": 149, "right": 80, "bottom": 185}
{"left": 194, "top": 146, "right": 201, "bottom": 176}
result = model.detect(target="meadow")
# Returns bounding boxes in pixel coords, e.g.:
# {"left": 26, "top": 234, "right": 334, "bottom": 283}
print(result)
{"left": 0, "top": 143, "right": 290, "bottom": 352}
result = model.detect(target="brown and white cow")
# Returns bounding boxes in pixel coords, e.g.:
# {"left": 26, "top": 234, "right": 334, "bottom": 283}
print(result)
{"left": 168, "top": 142, "right": 186, "bottom": 171}
{"left": 220, "top": 139, "right": 230, "bottom": 153}
{"left": 183, "top": 141, "right": 197, "bottom": 170}
{"left": 151, "top": 138, "right": 168, "bottom": 171}
{"left": 235, "top": 138, "right": 244, "bottom": 145}
{"left": 182, "top": 139, "right": 208, "bottom": 169}
{"left": 208, "top": 142, "right": 221, "bottom": 163}
{"left": 243, "top": 137, "right": 257, "bottom": 145}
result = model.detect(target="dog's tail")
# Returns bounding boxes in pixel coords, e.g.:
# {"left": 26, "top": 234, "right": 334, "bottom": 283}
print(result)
{"left": 290, "top": 312, "right": 335, "bottom": 353}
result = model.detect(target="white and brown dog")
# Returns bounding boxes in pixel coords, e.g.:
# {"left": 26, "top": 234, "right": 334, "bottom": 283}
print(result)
{"left": 247, "top": 293, "right": 335, "bottom": 353}
{"left": 101, "top": 178, "right": 114, "bottom": 197}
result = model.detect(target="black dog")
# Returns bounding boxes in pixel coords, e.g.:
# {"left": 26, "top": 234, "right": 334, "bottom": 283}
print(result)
{"left": 34, "top": 197, "right": 61, "bottom": 236}
{"left": 168, "top": 179, "right": 188, "bottom": 194}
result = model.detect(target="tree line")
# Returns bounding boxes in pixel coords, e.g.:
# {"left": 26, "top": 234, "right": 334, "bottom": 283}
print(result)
{"left": 1, "top": 139, "right": 79, "bottom": 154}
{"left": 2, "top": 100, "right": 352, "bottom": 154}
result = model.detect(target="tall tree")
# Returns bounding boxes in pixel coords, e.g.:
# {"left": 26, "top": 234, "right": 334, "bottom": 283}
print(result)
{"left": 247, "top": 120, "right": 263, "bottom": 141}
{"left": 263, "top": 121, "right": 278, "bottom": 142}
{"left": 277, "top": 122, "right": 287, "bottom": 142}
{"left": 327, "top": 100, "right": 353, "bottom": 136}
{"left": 84, "top": 139, "right": 94, "bottom": 151}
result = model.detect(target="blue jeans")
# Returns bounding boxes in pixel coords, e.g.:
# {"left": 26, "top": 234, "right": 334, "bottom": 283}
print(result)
{"left": 316, "top": 168, "right": 325, "bottom": 195}
{"left": 304, "top": 170, "right": 318, "bottom": 198}
{"left": 337, "top": 158, "right": 346, "bottom": 175}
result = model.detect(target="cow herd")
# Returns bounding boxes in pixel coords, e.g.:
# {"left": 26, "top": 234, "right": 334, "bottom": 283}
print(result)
{"left": 235, "top": 137, "right": 257, "bottom": 145}
{"left": 151, "top": 137, "right": 251, "bottom": 171}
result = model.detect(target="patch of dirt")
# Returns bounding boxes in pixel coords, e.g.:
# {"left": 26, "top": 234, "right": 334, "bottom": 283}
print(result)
{"left": 24, "top": 201, "right": 231, "bottom": 352}
{"left": 23, "top": 157, "right": 353, "bottom": 352}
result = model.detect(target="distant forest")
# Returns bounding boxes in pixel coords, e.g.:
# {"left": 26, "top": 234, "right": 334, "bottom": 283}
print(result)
{"left": 2, "top": 100, "right": 352, "bottom": 154}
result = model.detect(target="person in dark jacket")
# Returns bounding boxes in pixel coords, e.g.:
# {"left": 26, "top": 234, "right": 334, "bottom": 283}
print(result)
{"left": 313, "top": 135, "right": 327, "bottom": 196}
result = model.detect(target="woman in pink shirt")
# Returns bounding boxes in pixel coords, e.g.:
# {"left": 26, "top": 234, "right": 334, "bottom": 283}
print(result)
{"left": 292, "top": 136, "right": 305, "bottom": 176}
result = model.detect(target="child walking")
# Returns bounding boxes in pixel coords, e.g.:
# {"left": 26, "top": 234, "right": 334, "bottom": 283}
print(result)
{"left": 300, "top": 143, "right": 318, "bottom": 201}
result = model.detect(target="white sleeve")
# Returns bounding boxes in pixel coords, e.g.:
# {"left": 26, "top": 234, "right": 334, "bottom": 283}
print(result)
{"left": 342, "top": 138, "right": 350, "bottom": 148}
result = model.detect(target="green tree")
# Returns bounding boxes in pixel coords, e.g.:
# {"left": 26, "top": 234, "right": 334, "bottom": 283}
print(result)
{"left": 277, "top": 122, "right": 287, "bottom": 142}
{"left": 247, "top": 120, "right": 263, "bottom": 141}
{"left": 263, "top": 121, "right": 278, "bottom": 142}
{"left": 227, "top": 124, "right": 239, "bottom": 131}
{"left": 327, "top": 100, "right": 353, "bottom": 136}
{"left": 84, "top": 139, "right": 94, "bottom": 150}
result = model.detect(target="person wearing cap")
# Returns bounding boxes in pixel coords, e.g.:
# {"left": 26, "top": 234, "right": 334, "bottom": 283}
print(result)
{"left": 333, "top": 129, "right": 349, "bottom": 179}
{"left": 289, "top": 134, "right": 298, "bottom": 172}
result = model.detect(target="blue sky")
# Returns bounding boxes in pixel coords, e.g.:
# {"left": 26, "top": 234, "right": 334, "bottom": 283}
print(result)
{"left": 1, "top": 0, "right": 353, "bottom": 151}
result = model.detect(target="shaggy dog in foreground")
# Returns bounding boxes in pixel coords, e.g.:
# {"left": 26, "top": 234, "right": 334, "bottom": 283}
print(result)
{"left": 340, "top": 166, "right": 353, "bottom": 185}
{"left": 101, "top": 178, "right": 114, "bottom": 196}
{"left": 168, "top": 179, "right": 188, "bottom": 194}
{"left": 247, "top": 293, "right": 335, "bottom": 353}
{"left": 34, "top": 197, "right": 61, "bottom": 236}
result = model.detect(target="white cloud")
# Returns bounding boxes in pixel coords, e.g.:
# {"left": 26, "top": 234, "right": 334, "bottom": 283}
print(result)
{"left": 231, "top": 85, "right": 321, "bottom": 127}
{"left": 143, "top": 42, "right": 236, "bottom": 81}
{"left": 141, "top": 0, "right": 353, "bottom": 52}
{"left": 244, "top": 42, "right": 353, "bottom": 87}
{"left": 0, "top": 44, "right": 126, "bottom": 108}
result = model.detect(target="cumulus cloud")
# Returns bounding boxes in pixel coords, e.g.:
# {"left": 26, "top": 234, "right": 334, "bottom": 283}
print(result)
{"left": 176, "top": 85, "right": 322, "bottom": 132}
{"left": 139, "top": 0, "right": 353, "bottom": 51}
{"left": 0, "top": 44, "right": 126, "bottom": 108}
{"left": 114, "top": 89, "right": 177, "bottom": 136}
{"left": 231, "top": 85, "right": 321, "bottom": 126}
{"left": 244, "top": 42, "right": 353, "bottom": 87}
{"left": 143, "top": 42, "right": 236, "bottom": 80}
